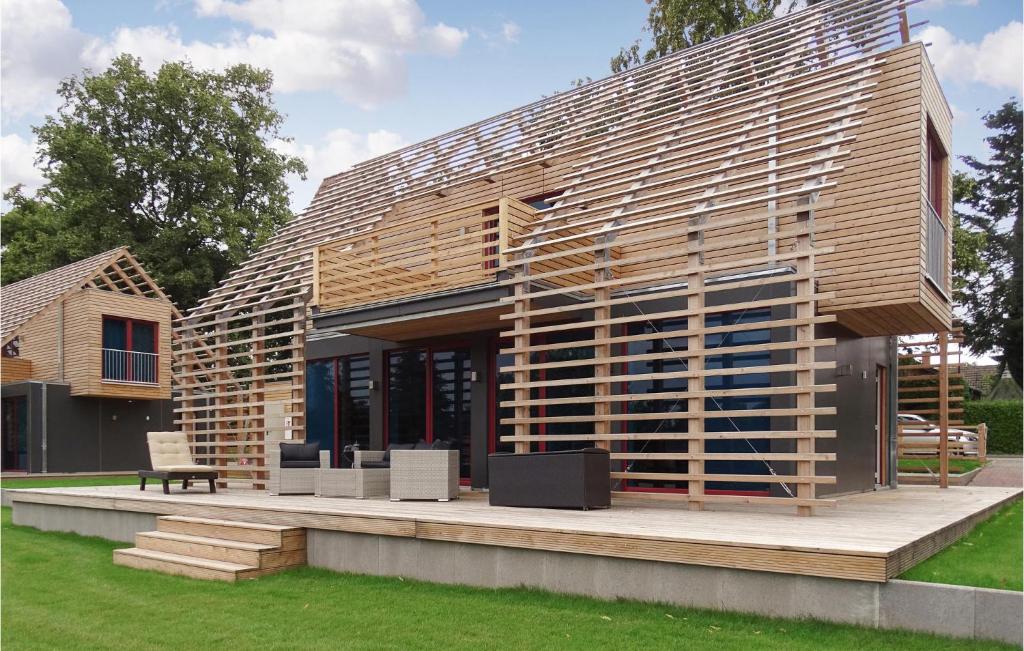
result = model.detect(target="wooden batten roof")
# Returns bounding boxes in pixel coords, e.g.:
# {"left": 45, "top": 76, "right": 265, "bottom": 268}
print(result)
{"left": 1, "top": 247, "right": 171, "bottom": 343}
{"left": 180, "top": 0, "right": 918, "bottom": 326}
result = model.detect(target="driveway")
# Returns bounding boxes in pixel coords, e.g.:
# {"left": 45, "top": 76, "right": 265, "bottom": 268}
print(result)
{"left": 969, "top": 456, "right": 1023, "bottom": 488}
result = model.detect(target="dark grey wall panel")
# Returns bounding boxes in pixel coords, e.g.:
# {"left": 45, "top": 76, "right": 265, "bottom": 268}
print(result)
{"left": 815, "top": 325, "right": 894, "bottom": 496}
{"left": 3, "top": 381, "right": 174, "bottom": 473}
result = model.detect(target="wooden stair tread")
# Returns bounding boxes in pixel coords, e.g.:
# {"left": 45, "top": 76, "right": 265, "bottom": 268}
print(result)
{"left": 138, "top": 530, "right": 276, "bottom": 552}
{"left": 159, "top": 515, "right": 301, "bottom": 532}
{"left": 114, "top": 547, "right": 256, "bottom": 572}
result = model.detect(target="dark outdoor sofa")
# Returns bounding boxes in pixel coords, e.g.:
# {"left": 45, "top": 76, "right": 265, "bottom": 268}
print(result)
{"left": 357, "top": 439, "right": 452, "bottom": 469}
{"left": 488, "top": 447, "right": 611, "bottom": 510}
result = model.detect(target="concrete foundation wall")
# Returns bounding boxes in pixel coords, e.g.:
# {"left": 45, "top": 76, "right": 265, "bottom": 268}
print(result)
{"left": 12, "top": 501, "right": 156, "bottom": 543}
{"left": 10, "top": 500, "right": 1022, "bottom": 646}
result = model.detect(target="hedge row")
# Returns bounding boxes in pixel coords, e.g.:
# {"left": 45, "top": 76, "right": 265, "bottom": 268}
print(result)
{"left": 964, "top": 400, "right": 1023, "bottom": 454}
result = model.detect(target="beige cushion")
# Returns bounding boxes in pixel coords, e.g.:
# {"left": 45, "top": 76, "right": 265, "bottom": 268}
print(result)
{"left": 147, "top": 431, "right": 201, "bottom": 471}
{"left": 155, "top": 464, "right": 215, "bottom": 473}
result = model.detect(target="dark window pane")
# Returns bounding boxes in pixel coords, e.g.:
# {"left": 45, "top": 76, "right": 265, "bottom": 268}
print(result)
{"left": 540, "top": 328, "right": 594, "bottom": 452}
{"left": 102, "top": 318, "right": 128, "bottom": 380}
{"left": 102, "top": 318, "right": 127, "bottom": 349}
{"left": 131, "top": 321, "right": 157, "bottom": 382}
{"left": 339, "top": 355, "right": 371, "bottom": 454}
{"left": 495, "top": 351, "right": 515, "bottom": 454}
{"left": 704, "top": 307, "right": 772, "bottom": 492}
{"left": 1, "top": 397, "right": 28, "bottom": 471}
{"left": 388, "top": 350, "right": 427, "bottom": 445}
{"left": 131, "top": 322, "right": 156, "bottom": 353}
{"left": 432, "top": 348, "right": 472, "bottom": 478}
{"left": 306, "top": 359, "right": 336, "bottom": 461}
{"left": 622, "top": 318, "right": 689, "bottom": 491}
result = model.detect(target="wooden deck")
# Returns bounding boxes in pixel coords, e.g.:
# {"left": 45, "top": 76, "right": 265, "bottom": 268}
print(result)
{"left": 10, "top": 484, "right": 1019, "bottom": 583}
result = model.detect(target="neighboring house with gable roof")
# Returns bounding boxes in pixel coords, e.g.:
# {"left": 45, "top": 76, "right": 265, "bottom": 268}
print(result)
{"left": 1, "top": 247, "right": 176, "bottom": 473}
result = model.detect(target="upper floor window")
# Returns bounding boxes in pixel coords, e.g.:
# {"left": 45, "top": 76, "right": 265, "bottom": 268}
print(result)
{"left": 927, "top": 124, "right": 947, "bottom": 218}
{"left": 925, "top": 121, "right": 950, "bottom": 295}
{"left": 102, "top": 316, "right": 157, "bottom": 384}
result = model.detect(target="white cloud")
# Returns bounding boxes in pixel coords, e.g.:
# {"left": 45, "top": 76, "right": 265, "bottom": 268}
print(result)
{"left": 82, "top": 0, "right": 468, "bottom": 107}
{"left": 0, "top": 0, "right": 89, "bottom": 120}
{"left": 1, "top": 0, "right": 468, "bottom": 118}
{"left": 274, "top": 128, "right": 406, "bottom": 210}
{"left": 919, "top": 22, "right": 1023, "bottom": 95}
{"left": 501, "top": 21, "right": 521, "bottom": 44}
{"left": 948, "top": 103, "right": 970, "bottom": 123}
{"left": 0, "top": 133, "right": 46, "bottom": 195}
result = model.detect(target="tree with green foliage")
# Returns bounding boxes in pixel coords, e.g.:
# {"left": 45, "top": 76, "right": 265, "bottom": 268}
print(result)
{"left": 951, "top": 171, "right": 989, "bottom": 299}
{"left": 611, "top": 0, "right": 813, "bottom": 72}
{"left": 1, "top": 55, "right": 306, "bottom": 310}
{"left": 954, "top": 101, "right": 1022, "bottom": 386}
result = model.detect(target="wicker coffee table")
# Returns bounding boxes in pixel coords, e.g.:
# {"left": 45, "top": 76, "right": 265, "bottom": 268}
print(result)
{"left": 315, "top": 468, "right": 390, "bottom": 498}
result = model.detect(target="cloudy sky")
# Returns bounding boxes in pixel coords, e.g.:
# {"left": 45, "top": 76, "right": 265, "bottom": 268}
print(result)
{"left": 1, "top": 0, "right": 1021, "bottom": 213}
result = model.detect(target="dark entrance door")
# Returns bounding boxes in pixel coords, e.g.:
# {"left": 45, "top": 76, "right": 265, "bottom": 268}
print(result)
{"left": 2, "top": 396, "right": 28, "bottom": 471}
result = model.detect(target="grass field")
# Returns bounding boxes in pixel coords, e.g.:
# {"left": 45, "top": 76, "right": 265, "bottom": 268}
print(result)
{"left": 897, "top": 458, "right": 983, "bottom": 474}
{"left": 1, "top": 476, "right": 138, "bottom": 489}
{"left": 1, "top": 508, "right": 1015, "bottom": 650}
{"left": 899, "top": 498, "right": 1022, "bottom": 591}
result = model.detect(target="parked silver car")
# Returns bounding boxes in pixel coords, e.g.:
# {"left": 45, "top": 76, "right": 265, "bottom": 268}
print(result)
{"left": 897, "top": 413, "right": 978, "bottom": 456}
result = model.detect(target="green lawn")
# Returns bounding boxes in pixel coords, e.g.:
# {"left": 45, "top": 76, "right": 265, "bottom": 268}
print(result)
{"left": 1, "top": 509, "right": 1014, "bottom": 650}
{"left": 897, "top": 458, "right": 983, "bottom": 475}
{"left": 900, "top": 498, "right": 1022, "bottom": 591}
{"left": 1, "top": 475, "right": 138, "bottom": 489}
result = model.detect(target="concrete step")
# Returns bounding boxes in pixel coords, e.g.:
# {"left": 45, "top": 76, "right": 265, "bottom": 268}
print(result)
{"left": 113, "top": 547, "right": 264, "bottom": 582}
{"left": 157, "top": 515, "right": 305, "bottom": 548}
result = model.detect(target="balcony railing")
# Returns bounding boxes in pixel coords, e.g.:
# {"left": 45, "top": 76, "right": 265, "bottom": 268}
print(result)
{"left": 102, "top": 348, "right": 158, "bottom": 384}
{"left": 313, "top": 197, "right": 538, "bottom": 312}
{"left": 924, "top": 199, "right": 948, "bottom": 296}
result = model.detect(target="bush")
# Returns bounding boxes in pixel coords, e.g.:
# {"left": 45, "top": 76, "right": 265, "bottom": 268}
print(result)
{"left": 964, "top": 400, "right": 1023, "bottom": 454}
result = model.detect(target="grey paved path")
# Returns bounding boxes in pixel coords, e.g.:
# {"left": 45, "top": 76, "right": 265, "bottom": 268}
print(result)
{"left": 969, "top": 456, "right": 1023, "bottom": 487}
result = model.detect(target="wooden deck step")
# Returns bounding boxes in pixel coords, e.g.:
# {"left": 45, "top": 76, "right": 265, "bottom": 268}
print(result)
{"left": 115, "top": 517, "right": 307, "bottom": 581}
{"left": 157, "top": 515, "right": 305, "bottom": 548}
{"left": 136, "top": 531, "right": 277, "bottom": 567}
{"left": 113, "top": 547, "right": 264, "bottom": 582}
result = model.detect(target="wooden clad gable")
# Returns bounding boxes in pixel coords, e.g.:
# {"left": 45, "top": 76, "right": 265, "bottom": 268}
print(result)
{"left": 1, "top": 248, "right": 176, "bottom": 399}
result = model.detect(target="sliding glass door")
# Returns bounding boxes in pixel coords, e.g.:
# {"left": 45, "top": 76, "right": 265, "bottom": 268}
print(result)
{"left": 432, "top": 349, "right": 472, "bottom": 478}
{"left": 386, "top": 346, "right": 472, "bottom": 480}
{"left": 305, "top": 354, "right": 371, "bottom": 466}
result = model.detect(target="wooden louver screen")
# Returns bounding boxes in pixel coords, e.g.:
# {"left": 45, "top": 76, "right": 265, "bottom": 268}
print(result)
{"left": 173, "top": 0, "right": 914, "bottom": 494}
{"left": 897, "top": 328, "right": 969, "bottom": 487}
{"left": 499, "top": 211, "right": 839, "bottom": 515}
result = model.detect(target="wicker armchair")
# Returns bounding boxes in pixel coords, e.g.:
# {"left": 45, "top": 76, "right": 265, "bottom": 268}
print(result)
{"left": 267, "top": 441, "right": 327, "bottom": 495}
{"left": 353, "top": 449, "right": 387, "bottom": 469}
{"left": 389, "top": 449, "right": 459, "bottom": 501}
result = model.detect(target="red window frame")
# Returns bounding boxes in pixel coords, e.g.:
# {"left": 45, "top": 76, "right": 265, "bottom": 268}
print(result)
{"left": 101, "top": 315, "right": 158, "bottom": 383}
{"left": 926, "top": 121, "right": 947, "bottom": 218}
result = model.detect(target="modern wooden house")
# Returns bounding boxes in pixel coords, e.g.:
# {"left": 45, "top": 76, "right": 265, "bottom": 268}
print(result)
{"left": 1, "top": 248, "right": 176, "bottom": 472}
{"left": 175, "top": 0, "right": 953, "bottom": 513}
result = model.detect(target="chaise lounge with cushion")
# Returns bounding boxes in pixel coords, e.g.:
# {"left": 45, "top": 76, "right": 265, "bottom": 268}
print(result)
{"left": 140, "top": 431, "right": 218, "bottom": 494}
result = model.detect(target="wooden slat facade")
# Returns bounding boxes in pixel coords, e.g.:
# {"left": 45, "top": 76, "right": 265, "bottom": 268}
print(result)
{"left": 175, "top": 0, "right": 952, "bottom": 493}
